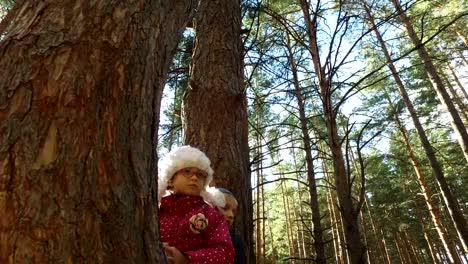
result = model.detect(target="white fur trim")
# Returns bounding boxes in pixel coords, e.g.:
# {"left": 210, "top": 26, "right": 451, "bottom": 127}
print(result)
{"left": 202, "top": 187, "right": 226, "bottom": 208}
{"left": 158, "top": 146, "right": 214, "bottom": 201}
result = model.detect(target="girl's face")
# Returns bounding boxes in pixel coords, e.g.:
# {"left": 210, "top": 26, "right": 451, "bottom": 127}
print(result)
{"left": 217, "top": 193, "right": 238, "bottom": 227}
{"left": 169, "top": 167, "right": 207, "bottom": 196}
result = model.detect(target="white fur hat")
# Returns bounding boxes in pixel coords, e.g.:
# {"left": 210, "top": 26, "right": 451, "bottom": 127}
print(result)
{"left": 202, "top": 187, "right": 227, "bottom": 208}
{"left": 158, "top": 145, "right": 214, "bottom": 201}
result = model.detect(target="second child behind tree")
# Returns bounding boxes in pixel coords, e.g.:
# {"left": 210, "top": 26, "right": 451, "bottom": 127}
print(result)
{"left": 208, "top": 188, "right": 246, "bottom": 264}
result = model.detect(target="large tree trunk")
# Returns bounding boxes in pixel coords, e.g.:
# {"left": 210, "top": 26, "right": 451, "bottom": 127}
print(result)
{"left": 182, "top": 0, "right": 252, "bottom": 262}
{"left": 363, "top": 0, "right": 468, "bottom": 253}
{"left": 285, "top": 30, "right": 326, "bottom": 264}
{"left": 0, "top": 0, "right": 196, "bottom": 262}
{"left": 390, "top": 0, "right": 468, "bottom": 163}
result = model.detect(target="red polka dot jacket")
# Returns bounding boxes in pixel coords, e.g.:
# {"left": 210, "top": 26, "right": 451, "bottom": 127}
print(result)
{"left": 159, "top": 194, "right": 235, "bottom": 263}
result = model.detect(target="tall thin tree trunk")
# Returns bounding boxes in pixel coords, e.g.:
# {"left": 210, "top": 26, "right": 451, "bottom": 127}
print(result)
{"left": 284, "top": 178, "right": 298, "bottom": 262}
{"left": 437, "top": 243, "right": 450, "bottom": 263}
{"left": 321, "top": 146, "right": 347, "bottom": 264}
{"left": 443, "top": 74, "right": 468, "bottom": 122}
{"left": 327, "top": 187, "right": 342, "bottom": 264}
{"left": 255, "top": 125, "right": 263, "bottom": 264}
{"left": 284, "top": 29, "right": 326, "bottom": 264}
{"left": 390, "top": 0, "right": 468, "bottom": 163}
{"left": 262, "top": 174, "right": 267, "bottom": 263}
{"left": 280, "top": 173, "right": 295, "bottom": 262}
{"left": 421, "top": 219, "right": 440, "bottom": 263}
{"left": 447, "top": 63, "right": 468, "bottom": 102}
{"left": 291, "top": 145, "right": 308, "bottom": 259}
{"left": 255, "top": 175, "right": 262, "bottom": 264}
{"left": 364, "top": 1, "right": 468, "bottom": 253}
{"left": 401, "top": 230, "right": 420, "bottom": 264}
{"left": 182, "top": 0, "right": 252, "bottom": 262}
{"left": 394, "top": 236, "right": 407, "bottom": 264}
{"left": 360, "top": 212, "right": 372, "bottom": 262}
{"left": 462, "top": 249, "right": 468, "bottom": 263}
{"left": 0, "top": 1, "right": 196, "bottom": 262}
{"left": 365, "top": 197, "right": 391, "bottom": 264}
{"left": 381, "top": 232, "right": 392, "bottom": 264}
{"left": 457, "top": 50, "right": 468, "bottom": 67}
{"left": 298, "top": 0, "right": 366, "bottom": 262}
{"left": 267, "top": 218, "right": 278, "bottom": 262}
{"left": 320, "top": 139, "right": 351, "bottom": 264}
{"left": 456, "top": 30, "right": 468, "bottom": 46}
{"left": 385, "top": 94, "right": 462, "bottom": 263}
{"left": 290, "top": 186, "right": 303, "bottom": 261}
{"left": 398, "top": 233, "right": 415, "bottom": 264}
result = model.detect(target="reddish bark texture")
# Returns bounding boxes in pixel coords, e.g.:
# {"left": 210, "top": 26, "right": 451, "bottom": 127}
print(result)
{"left": 0, "top": 1, "right": 196, "bottom": 262}
{"left": 182, "top": 0, "right": 252, "bottom": 262}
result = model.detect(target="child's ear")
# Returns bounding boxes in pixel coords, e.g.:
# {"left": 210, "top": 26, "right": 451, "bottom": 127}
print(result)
{"left": 168, "top": 180, "right": 174, "bottom": 189}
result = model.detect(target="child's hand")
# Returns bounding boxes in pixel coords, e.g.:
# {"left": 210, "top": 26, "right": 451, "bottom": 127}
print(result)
{"left": 163, "top": 243, "right": 189, "bottom": 264}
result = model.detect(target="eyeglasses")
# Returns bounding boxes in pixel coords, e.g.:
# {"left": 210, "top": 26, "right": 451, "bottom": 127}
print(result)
{"left": 176, "top": 168, "right": 208, "bottom": 180}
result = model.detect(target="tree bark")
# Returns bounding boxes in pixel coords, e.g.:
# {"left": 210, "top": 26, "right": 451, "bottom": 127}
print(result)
{"left": 284, "top": 29, "right": 326, "bottom": 264}
{"left": 0, "top": 0, "right": 196, "bottom": 262}
{"left": 182, "top": 0, "right": 252, "bottom": 262}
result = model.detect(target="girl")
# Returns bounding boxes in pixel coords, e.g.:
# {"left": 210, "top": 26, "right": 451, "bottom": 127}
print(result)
{"left": 158, "top": 146, "right": 234, "bottom": 264}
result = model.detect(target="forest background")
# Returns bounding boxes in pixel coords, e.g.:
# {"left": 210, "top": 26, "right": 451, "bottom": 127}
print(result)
{"left": 1, "top": 0, "right": 467, "bottom": 263}
{"left": 157, "top": 0, "right": 467, "bottom": 263}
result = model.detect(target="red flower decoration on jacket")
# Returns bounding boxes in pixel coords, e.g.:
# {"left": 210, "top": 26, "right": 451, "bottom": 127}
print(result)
{"left": 189, "top": 213, "right": 208, "bottom": 234}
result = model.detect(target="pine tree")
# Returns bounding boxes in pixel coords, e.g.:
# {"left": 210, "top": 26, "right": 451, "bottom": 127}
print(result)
{"left": 0, "top": 0, "right": 196, "bottom": 262}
